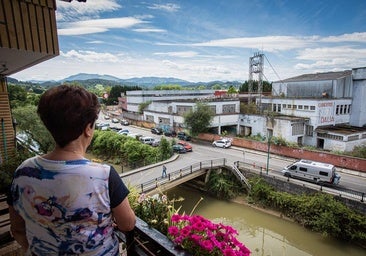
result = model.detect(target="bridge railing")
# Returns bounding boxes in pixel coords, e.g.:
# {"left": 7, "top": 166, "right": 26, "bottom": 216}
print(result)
{"left": 138, "top": 158, "right": 227, "bottom": 193}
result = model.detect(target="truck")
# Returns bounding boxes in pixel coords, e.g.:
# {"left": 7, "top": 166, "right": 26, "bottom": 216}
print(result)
{"left": 282, "top": 159, "right": 341, "bottom": 185}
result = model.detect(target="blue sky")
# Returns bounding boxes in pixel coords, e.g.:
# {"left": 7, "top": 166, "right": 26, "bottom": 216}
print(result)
{"left": 12, "top": 0, "right": 366, "bottom": 83}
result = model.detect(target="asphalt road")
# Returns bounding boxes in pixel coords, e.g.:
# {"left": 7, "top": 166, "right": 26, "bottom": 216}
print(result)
{"left": 98, "top": 115, "right": 366, "bottom": 194}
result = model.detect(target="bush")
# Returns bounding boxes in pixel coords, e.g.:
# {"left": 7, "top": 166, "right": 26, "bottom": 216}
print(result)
{"left": 248, "top": 177, "right": 366, "bottom": 246}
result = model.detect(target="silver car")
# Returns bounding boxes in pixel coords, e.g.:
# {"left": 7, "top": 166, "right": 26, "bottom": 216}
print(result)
{"left": 212, "top": 139, "right": 232, "bottom": 148}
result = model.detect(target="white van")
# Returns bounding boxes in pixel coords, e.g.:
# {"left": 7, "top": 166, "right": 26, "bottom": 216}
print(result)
{"left": 140, "top": 136, "right": 155, "bottom": 145}
{"left": 282, "top": 159, "right": 341, "bottom": 185}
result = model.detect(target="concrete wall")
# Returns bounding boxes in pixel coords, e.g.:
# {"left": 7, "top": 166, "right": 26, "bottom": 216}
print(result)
{"left": 239, "top": 168, "right": 366, "bottom": 215}
{"left": 350, "top": 67, "right": 366, "bottom": 127}
{"left": 198, "top": 133, "right": 366, "bottom": 171}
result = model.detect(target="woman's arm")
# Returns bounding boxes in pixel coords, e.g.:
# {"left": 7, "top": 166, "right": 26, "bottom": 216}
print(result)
{"left": 112, "top": 198, "right": 136, "bottom": 232}
{"left": 8, "top": 206, "right": 29, "bottom": 251}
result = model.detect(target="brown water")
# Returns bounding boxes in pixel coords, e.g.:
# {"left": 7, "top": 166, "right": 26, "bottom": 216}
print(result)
{"left": 167, "top": 186, "right": 366, "bottom": 256}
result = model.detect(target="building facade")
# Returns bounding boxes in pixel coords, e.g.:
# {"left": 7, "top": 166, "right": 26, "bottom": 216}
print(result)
{"left": 122, "top": 90, "right": 240, "bottom": 134}
{"left": 241, "top": 67, "right": 366, "bottom": 152}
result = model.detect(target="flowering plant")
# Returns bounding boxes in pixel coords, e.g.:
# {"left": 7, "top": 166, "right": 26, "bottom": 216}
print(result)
{"left": 168, "top": 214, "right": 251, "bottom": 256}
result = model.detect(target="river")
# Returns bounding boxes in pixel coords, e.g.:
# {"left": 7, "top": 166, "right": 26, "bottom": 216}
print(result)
{"left": 166, "top": 186, "right": 366, "bottom": 256}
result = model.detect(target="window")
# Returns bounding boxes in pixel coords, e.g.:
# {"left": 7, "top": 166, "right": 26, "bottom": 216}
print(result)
{"left": 292, "top": 122, "right": 304, "bottom": 136}
{"left": 340, "top": 105, "right": 344, "bottom": 114}
{"left": 222, "top": 104, "right": 236, "bottom": 113}
{"left": 290, "top": 165, "right": 297, "bottom": 170}
{"left": 319, "top": 171, "right": 329, "bottom": 176}
{"left": 305, "top": 125, "right": 313, "bottom": 137}
{"left": 336, "top": 105, "right": 340, "bottom": 115}
{"left": 298, "top": 105, "right": 303, "bottom": 110}
{"left": 278, "top": 104, "right": 281, "bottom": 112}
{"left": 299, "top": 167, "right": 307, "bottom": 172}
{"left": 310, "top": 106, "right": 315, "bottom": 110}
{"left": 304, "top": 105, "right": 309, "bottom": 110}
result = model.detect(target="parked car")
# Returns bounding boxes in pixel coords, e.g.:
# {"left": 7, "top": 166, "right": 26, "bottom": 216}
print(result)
{"left": 172, "top": 144, "right": 187, "bottom": 153}
{"left": 177, "top": 141, "right": 192, "bottom": 152}
{"left": 121, "top": 120, "right": 129, "bottom": 125}
{"left": 212, "top": 139, "right": 232, "bottom": 148}
{"left": 117, "top": 129, "right": 129, "bottom": 135}
{"left": 151, "top": 139, "right": 160, "bottom": 147}
{"left": 140, "top": 136, "right": 155, "bottom": 145}
{"left": 104, "top": 115, "right": 110, "bottom": 120}
{"left": 96, "top": 122, "right": 110, "bottom": 130}
{"left": 112, "top": 118, "right": 119, "bottom": 123}
{"left": 151, "top": 127, "right": 163, "bottom": 135}
{"left": 164, "top": 130, "right": 176, "bottom": 137}
{"left": 177, "top": 131, "right": 191, "bottom": 141}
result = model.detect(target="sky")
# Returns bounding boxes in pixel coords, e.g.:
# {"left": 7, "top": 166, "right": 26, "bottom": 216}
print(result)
{"left": 11, "top": 0, "right": 366, "bottom": 83}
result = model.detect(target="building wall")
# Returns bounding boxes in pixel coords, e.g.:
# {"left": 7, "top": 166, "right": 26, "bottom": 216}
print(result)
{"left": 350, "top": 67, "right": 366, "bottom": 127}
{"left": 0, "top": 78, "right": 15, "bottom": 163}
{"left": 125, "top": 90, "right": 215, "bottom": 112}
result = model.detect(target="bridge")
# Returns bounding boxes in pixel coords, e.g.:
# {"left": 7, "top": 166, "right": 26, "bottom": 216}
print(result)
{"left": 122, "top": 158, "right": 251, "bottom": 196}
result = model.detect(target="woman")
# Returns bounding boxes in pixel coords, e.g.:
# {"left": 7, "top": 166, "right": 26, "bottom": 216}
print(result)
{"left": 7, "top": 85, "right": 136, "bottom": 255}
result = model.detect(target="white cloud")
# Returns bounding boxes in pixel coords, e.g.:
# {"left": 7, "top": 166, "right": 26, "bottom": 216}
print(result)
{"left": 133, "top": 28, "right": 167, "bottom": 33}
{"left": 58, "top": 17, "right": 146, "bottom": 35}
{"left": 321, "top": 32, "right": 366, "bottom": 43}
{"left": 147, "top": 3, "right": 180, "bottom": 12}
{"left": 297, "top": 47, "right": 366, "bottom": 60}
{"left": 154, "top": 51, "right": 198, "bottom": 58}
{"left": 56, "top": 0, "right": 122, "bottom": 21}
{"left": 60, "top": 50, "right": 120, "bottom": 63}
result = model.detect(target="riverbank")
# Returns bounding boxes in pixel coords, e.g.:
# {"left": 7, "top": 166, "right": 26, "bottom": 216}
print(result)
{"left": 180, "top": 181, "right": 294, "bottom": 222}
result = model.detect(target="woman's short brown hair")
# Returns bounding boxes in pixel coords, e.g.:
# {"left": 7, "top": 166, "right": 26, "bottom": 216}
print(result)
{"left": 37, "top": 85, "right": 100, "bottom": 148}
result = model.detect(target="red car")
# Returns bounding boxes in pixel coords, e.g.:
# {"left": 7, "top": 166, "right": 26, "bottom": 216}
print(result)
{"left": 177, "top": 141, "right": 192, "bottom": 152}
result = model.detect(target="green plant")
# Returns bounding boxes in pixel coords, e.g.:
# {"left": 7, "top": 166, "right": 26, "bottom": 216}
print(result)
{"left": 132, "top": 193, "right": 181, "bottom": 234}
{"left": 168, "top": 214, "right": 251, "bottom": 256}
{"left": 0, "top": 149, "right": 34, "bottom": 193}
{"left": 206, "top": 170, "right": 243, "bottom": 199}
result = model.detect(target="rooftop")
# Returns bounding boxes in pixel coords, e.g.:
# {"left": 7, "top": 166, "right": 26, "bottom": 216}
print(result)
{"left": 276, "top": 70, "right": 352, "bottom": 83}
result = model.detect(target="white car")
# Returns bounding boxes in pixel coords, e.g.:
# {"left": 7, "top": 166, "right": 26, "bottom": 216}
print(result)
{"left": 117, "top": 129, "right": 129, "bottom": 135}
{"left": 212, "top": 139, "right": 232, "bottom": 148}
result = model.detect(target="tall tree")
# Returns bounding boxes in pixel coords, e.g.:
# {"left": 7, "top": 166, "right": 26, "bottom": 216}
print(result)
{"left": 12, "top": 105, "right": 54, "bottom": 153}
{"left": 184, "top": 103, "right": 214, "bottom": 136}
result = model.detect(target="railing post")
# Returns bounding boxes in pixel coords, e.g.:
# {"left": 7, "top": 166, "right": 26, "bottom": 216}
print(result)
{"left": 200, "top": 162, "right": 202, "bottom": 169}
{"left": 190, "top": 165, "right": 193, "bottom": 173}
{"left": 361, "top": 193, "right": 364, "bottom": 202}
{"left": 260, "top": 167, "right": 262, "bottom": 176}
{"left": 140, "top": 184, "right": 143, "bottom": 193}
{"left": 168, "top": 173, "right": 171, "bottom": 181}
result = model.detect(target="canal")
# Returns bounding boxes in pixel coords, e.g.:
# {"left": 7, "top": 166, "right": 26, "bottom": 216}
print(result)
{"left": 166, "top": 186, "right": 366, "bottom": 256}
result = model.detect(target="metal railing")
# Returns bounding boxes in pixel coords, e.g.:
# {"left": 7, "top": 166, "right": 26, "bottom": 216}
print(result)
{"left": 236, "top": 161, "right": 366, "bottom": 203}
{"left": 137, "top": 158, "right": 228, "bottom": 194}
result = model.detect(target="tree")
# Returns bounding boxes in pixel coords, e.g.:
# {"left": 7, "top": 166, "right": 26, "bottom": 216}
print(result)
{"left": 184, "top": 103, "right": 214, "bottom": 136}
{"left": 239, "top": 80, "right": 272, "bottom": 93}
{"left": 12, "top": 105, "right": 54, "bottom": 153}
{"left": 8, "top": 84, "right": 27, "bottom": 108}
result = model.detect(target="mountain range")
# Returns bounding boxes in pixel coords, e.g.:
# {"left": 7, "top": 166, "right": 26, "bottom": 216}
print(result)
{"left": 9, "top": 73, "right": 243, "bottom": 88}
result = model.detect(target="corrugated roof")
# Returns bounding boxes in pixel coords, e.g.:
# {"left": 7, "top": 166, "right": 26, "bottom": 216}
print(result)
{"left": 277, "top": 70, "right": 352, "bottom": 83}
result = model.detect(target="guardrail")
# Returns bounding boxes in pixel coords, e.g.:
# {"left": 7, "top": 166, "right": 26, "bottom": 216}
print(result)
{"left": 137, "top": 158, "right": 228, "bottom": 194}
{"left": 236, "top": 161, "right": 365, "bottom": 203}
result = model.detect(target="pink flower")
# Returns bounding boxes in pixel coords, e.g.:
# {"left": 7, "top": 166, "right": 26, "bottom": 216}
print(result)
{"left": 168, "top": 214, "right": 251, "bottom": 256}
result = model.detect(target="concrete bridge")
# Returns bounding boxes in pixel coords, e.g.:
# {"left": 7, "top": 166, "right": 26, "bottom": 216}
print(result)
{"left": 121, "top": 158, "right": 251, "bottom": 196}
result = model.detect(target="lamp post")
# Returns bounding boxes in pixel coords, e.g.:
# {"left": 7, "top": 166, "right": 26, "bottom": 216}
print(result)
{"left": 266, "top": 133, "right": 271, "bottom": 175}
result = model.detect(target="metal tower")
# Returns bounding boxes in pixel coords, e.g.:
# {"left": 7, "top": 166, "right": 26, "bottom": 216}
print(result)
{"left": 248, "top": 52, "right": 264, "bottom": 108}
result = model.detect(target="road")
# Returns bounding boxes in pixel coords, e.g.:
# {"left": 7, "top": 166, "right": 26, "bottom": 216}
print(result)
{"left": 97, "top": 115, "right": 366, "bottom": 193}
